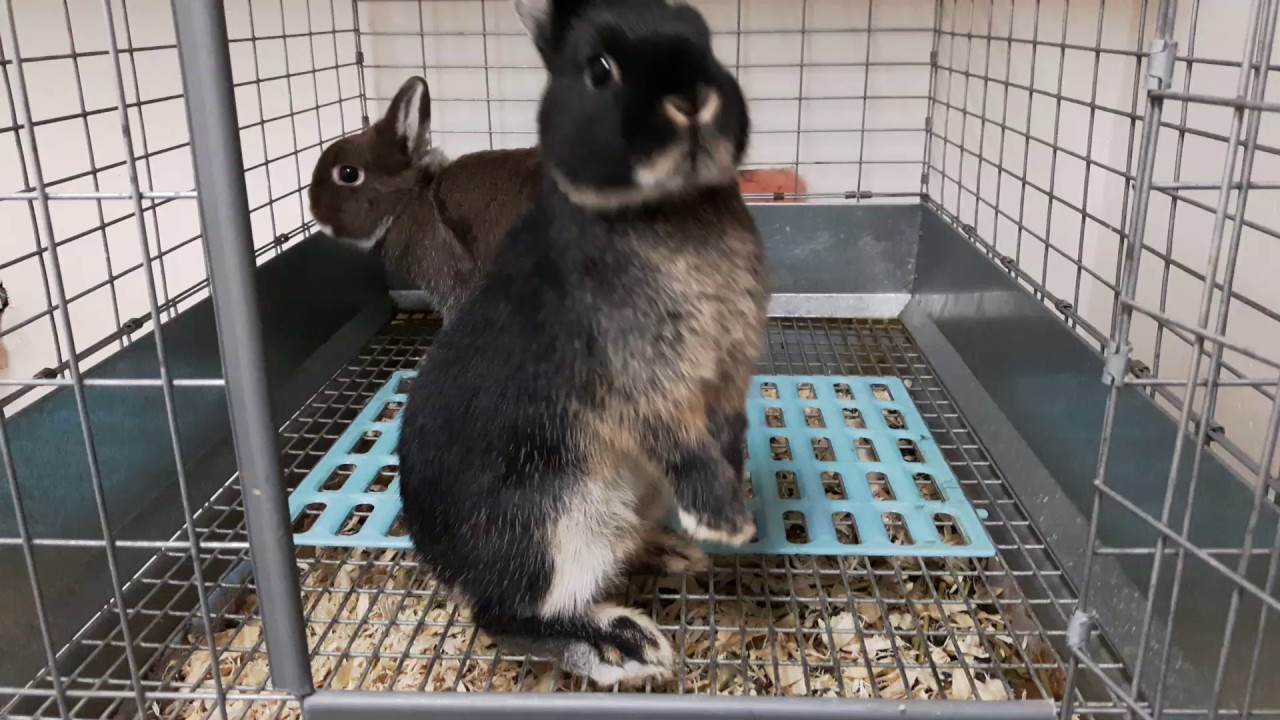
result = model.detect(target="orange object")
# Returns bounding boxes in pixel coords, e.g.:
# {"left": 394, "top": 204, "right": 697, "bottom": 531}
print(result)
{"left": 738, "top": 168, "right": 807, "bottom": 202}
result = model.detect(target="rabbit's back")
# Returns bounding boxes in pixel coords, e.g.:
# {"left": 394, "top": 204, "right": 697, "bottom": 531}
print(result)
{"left": 433, "top": 148, "right": 542, "bottom": 269}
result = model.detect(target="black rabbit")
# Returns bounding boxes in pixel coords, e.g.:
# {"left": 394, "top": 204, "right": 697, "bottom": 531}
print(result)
{"left": 398, "top": 0, "right": 767, "bottom": 685}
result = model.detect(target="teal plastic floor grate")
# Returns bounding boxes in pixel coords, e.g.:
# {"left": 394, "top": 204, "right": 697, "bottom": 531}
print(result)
{"left": 289, "top": 371, "right": 994, "bottom": 557}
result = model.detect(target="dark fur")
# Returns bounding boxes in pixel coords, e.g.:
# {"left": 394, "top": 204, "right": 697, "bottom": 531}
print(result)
{"left": 398, "top": 0, "right": 767, "bottom": 685}
{"left": 430, "top": 148, "right": 541, "bottom": 270}
{"left": 0, "top": 281, "right": 8, "bottom": 372}
{"left": 308, "top": 78, "right": 541, "bottom": 319}
{"left": 534, "top": 2, "right": 747, "bottom": 196}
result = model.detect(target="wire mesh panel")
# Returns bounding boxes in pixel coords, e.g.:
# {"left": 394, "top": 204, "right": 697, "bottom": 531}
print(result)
{"left": 352, "top": 0, "right": 938, "bottom": 201}
{"left": 928, "top": 0, "right": 1280, "bottom": 717}
{"left": 3, "top": 0, "right": 1280, "bottom": 718}
{"left": 928, "top": 0, "right": 1280, "bottom": 492}
{"left": 51, "top": 316, "right": 1093, "bottom": 720}
{"left": 0, "top": 0, "right": 355, "bottom": 716}
{"left": 0, "top": 0, "right": 359, "bottom": 412}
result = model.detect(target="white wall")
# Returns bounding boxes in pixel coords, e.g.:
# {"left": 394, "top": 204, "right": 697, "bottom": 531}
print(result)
{"left": 359, "top": 0, "right": 937, "bottom": 196}
{"left": 932, "top": 0, "right": 1280, "bottom": 483}
{"left": 0, "top": 0, "right": 361, "bottom": 410}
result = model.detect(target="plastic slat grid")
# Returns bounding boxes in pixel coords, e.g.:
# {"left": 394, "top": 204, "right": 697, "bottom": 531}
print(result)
{"left": 289, "top": 371, "right": 994, "bottom": 557}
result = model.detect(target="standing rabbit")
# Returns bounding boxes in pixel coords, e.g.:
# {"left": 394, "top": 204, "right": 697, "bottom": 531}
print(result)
{"left": 308, "top": 77, "right": 540, "bottom": 320}
{"left": 398, "top": 0, "right": 767, "bottom": 686}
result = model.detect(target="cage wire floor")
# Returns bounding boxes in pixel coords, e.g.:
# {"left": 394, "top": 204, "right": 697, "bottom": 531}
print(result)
{"left": 17, "top": 316, "right": 1128, "bottom": 720}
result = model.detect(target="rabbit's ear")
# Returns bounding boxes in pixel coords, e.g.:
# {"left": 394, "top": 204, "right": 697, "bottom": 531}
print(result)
{"left": 513, "top": 0, "right": 590, "bottom": 56}
{"left": 513, "top": 0, "right": 552, "bottom": 43}
{"left": 379, "top": 76, "right": 433, "bottom": 164}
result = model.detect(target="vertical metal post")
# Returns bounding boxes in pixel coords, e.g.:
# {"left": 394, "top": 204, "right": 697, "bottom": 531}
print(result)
{"left": 921, "top": 0, "right": 943, "bottom": 199}
{"left": 170, "top": 0, "right": 313, "bottom": 696}
{"left": 1154, "top": 0, "right": 1280, "bottom": 714}
{"left": 101, "top": 0, "right": 229, "bottom": 711}
{"left": 1059, "top": 2, "right": 1179, "bottom": 718}
{"left": 2, "top": 0, "right": 148, "bottom": 711}
{"left": 353, "top": 0, "right": 371, "bottom": 127}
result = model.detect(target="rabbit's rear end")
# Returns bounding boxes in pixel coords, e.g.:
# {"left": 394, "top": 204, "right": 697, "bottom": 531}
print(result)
{"left": 398, "top": 0, "right": 767, "bottom": 686}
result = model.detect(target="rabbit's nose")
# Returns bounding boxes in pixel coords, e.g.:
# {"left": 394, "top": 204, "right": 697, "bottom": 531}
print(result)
{"left": 663, "top": 86, "right": 721, "bottom": 128}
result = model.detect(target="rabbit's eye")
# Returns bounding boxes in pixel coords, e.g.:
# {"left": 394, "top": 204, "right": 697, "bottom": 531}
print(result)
{"left": 585, "top": 55, "right": 617, "bottom": 89}
{"left": 334, "top": 165, "right": 364, "bottom": 186}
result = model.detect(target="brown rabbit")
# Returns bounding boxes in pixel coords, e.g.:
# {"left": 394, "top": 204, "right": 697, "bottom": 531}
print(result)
{"left": 308, "top": 77, "right": 540, "bottom": 319}
{"left": 430, "top": 147, "right": 540, "bottom": 271}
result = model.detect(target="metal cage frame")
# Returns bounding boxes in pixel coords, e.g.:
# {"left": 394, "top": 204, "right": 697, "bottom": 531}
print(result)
{"left": 1, "top": 0, "right": 1279, "bottom": 718}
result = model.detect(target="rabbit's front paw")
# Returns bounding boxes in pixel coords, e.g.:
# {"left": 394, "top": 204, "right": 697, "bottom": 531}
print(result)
{"left": 677, "top": 506, "right": 756, "bottom": 547}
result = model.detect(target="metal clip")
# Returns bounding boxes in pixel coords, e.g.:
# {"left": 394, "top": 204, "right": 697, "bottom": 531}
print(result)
{"left": 1102, "top": 341, "right": 1132, "bottom": 386}
{"left": 1130, "top": 359, "right": 1151, "bottom": 378}
{"left": 1205, "top": 420, "right": 1226, "bottom": 446}
{"left": 1067, "top": 610, "right": 1097, "bottom": 651}
{"left": 1146, "top": 39, "right": 1177, "bottom": 92}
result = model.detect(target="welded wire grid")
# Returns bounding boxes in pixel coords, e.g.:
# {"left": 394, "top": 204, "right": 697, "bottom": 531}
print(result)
{"left": 351, "top": 0, "right": 937, "bottom": 202}
{"left": 4, "top": 317, "right": 1126, "bottom": 719}
{"left": 927, "top": 0, "right": 1280, "bottom": 485}
{"left": 0, "top": 0, "right": 358, "bottom": 717}
{"left": 0, "top": 0, "right": 361, "bottom": 411}
{"left": 927, "top": 0, "right": 1280, "bottom": 718}
{"left": 4, "top": 0, "right": 1279, "bottom": 718}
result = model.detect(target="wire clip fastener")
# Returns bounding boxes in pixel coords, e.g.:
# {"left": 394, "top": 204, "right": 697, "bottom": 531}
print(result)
{"left": 1146, "top": 39, "right": 1177, "bottom": 92}
{"left": 1067, "top": 610, "right": 1097, "bottom": 651}
{"left": 1102, "top": 340, "right": 1132, "bottom": 386}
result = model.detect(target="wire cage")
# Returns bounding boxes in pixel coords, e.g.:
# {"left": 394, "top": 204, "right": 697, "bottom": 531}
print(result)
{"left": 1, "top": 0, "right": 1278, "bottom": 719}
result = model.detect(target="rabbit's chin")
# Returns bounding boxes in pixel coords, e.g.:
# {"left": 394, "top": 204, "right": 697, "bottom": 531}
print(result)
{"left": 552, "top": 138, "right": 739, "bottom": 212}
{"left": 313, "top": 216, "right": 393, "bottom": 252}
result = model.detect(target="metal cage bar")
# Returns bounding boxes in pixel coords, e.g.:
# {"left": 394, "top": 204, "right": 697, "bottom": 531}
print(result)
{"left": 170, "top": 0, "right": 311, "bottom": 699}
{"left": 1, "top": 0, "right": 1279, "bottom": 718}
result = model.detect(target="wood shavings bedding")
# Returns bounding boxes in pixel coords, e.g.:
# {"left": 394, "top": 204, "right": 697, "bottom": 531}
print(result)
{"left": 157, "top": 545, "right": 1068, "bottom": 719}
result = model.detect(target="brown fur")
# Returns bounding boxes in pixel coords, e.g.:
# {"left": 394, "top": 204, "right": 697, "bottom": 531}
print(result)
{"left": 547, "top": 189, "right": 768, "bottom": 610}
{"left": 309, "top": 77, "right": 542, "bottom": 319}
{"left": 575, "top": 188, "right": 767, "bottom": 540}
{"left": 313, "top": 121, "right": 793, "bottom": 316}
{"left": 628, "top": 527, "right": 708, "bottom": 576}
{"left": 601, "top": 189, "right": 766, "bottom": 416}
{"left": 432, "top": 148, "right": 542, "bottom": 270}
{"left": 366, "top": 166, "right": 482, "bottom": 318}
{"left": 312, "top": 143, "right": 541, "bottom": 317}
